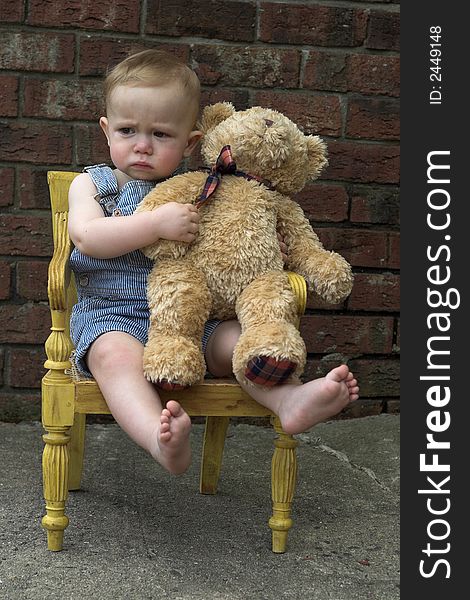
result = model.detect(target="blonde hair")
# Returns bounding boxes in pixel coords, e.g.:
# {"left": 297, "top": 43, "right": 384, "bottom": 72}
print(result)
{"left": 104, "top": 49, "right": 201, "bottom": 123}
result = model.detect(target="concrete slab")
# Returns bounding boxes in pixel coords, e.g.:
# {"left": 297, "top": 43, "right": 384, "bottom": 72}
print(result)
{"left": 0, "top": 415, "right": 399, "bottom": 600}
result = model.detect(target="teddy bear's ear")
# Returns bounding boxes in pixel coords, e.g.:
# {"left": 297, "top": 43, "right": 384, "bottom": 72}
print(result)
{"left": 198, "top": 102, "right": 235, "bottom": 134}
{"left": 306, "top": 135, "right": 329, "bottom": 180}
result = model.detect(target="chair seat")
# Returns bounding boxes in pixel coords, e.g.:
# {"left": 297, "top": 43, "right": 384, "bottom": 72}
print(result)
{"left": 75, "top": 378, "right": 273, "bottom": 417}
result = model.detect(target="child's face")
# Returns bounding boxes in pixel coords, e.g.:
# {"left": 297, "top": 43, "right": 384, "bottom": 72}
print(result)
{"left": 100, "top": 84, "right": 201, "bottom": 181}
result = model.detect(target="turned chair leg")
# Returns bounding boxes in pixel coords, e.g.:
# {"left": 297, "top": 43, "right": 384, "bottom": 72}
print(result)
{"left": 42, "top": 425, "right": 71, "bottom": 551}
{"left": 200, "top": 416, "right": 230, "bottom": 494}
{"left": 68, "top": 414, "right": 86, "bottom": 491}
{"left": 269, "top": 416, "right": 298, "bottom": 553}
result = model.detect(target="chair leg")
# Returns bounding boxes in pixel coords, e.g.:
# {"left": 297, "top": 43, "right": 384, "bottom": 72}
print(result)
{"left": 269, "top": 416, "right": 298, "bottom": 553}
{"left": 42, "top": 425, "right": 71, "bottom": 551}
{"left": 200, "top": 416, "right": 230, "bottom": 494}
{"left": 68, "top": 413, "right": 86, "bottom": 491}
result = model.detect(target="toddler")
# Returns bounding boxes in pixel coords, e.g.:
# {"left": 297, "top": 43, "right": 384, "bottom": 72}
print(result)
{"left": 68, "top": 50, "right": 359, "bottom": 475}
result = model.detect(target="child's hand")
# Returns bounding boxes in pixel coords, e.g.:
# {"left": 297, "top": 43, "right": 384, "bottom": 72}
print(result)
{"left": 153, "top": 202, "right": 200, "bottom": 243}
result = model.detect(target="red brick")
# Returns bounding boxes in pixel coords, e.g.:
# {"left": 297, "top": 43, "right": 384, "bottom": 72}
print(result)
{"left": 0, "top": 167, "right": 14, "bottom": 207}
{"left": 395, "top": 319, "right": 400, "bottom": 353}
{"left": 79, "top": 39, "right": 189, "bottom": 77}
{"left": 366, "top": 10, "right": 400, "bottom": 51}
{"left": 300, "top": 314, "right": 394, "bottom": 354}
{"left": 304, "top": 52, "right": 400, "bottom": 97}
{"left": 317, "top": 228, "right": 395, "bottom": 269}
{"left": 385, "top": 400, "right": 400, "bottom": 414}
{"left": 0, "top": 261, "right": 12, "bottom": 300}
{"left": 193, "top": 45, "right": 300, "bottom": 88}
{"left": 348, "top": 358, "right": 400, "bottom": 396}
{"left": 0, "top": 215, "right": 52, "bottom": 257}
{"left": 0, "top": 122, "right": 73, "bottom": 165}
{"left": 303, "top": 50, "right": 348, "bottom": 92}
{"left": 0, "top": 31, "right": 74, "bottom": 73}
{"left": 259, "top": 2, "right": 367, "bottom": 47}
{"left": 0, "top": 392, "right": 41, "bottom": 422}
{"left": 350, "top": 185, "right": 399, "bottom": 225}
{"left": 304, "top": 356, "right": 400, "bottom": 397}
{"left": 253, "top": 90, "right": 342, "bottom": 136}
{"left": 16, "top": 260, "right": 49, "bottom": 301}
{"left": 200, "top": 89, "right": 250, "bottom": 112}
{"left": 325, "top": 140, "right": 400, "bottom": 184}
{"left": 18, "top": 168, "right": 51, "bottom": 210}
{"left": 9, "top": 347, "right": 46, "bottom": 389}
{"left": 346, "top": 97, "right": 399, "bottom": 141}
{"left": 28, "top": 0, "right": 141, "bottom": 32}
{"left": 75, "top": 124, "right": 110, "bottom": 167}
{"left": 0, "top": 0, "right": 25, "bottom": 22}
{"left": 295, "top": 183, "right": 349, "bottom": 223}
{"left": 146, "top": 0, "right": 256, "bottom": 42}
{"left": 347, "top": 54, "right": 400, "bottom": 97}
{"left": 388, "top": 232, "right": 400, "bottom": 269}
{"left": 347, "top": 273, "right": 400, "bottom": 311}
{"left": 24, "top": 79, "right": 104, "bottom": 121}
{"left": 0, "top": 303, "right": 51, "bottom": 344}
{"left": 0, "top": 75, "right": 18, "bottom": 117}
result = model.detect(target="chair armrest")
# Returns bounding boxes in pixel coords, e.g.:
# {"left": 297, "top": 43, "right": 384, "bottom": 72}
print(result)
{"left": 47, "top": 211, "right": 74, "bottom": 311}
{"left": 47, "top": 172, "right": 79, "bottom": 313}
{"left": 286, "top": 271, "right": 307, "bottom": 317}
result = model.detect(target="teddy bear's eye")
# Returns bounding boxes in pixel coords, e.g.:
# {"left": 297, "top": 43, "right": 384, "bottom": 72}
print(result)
{"left": 264, "top": 119, "right": 274, "bottom": 128}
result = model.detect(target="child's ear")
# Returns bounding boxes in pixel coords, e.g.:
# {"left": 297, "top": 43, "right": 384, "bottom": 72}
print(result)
{"left": 183, "top": 130, "right": 203, "bottom": 157}
{"left": 99, "top": 117, "right": 110, "bottom": 145}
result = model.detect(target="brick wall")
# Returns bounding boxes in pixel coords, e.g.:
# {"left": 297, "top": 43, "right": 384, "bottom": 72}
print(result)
{"left": 0, "top": 0, "right": 400, "bottom": 421}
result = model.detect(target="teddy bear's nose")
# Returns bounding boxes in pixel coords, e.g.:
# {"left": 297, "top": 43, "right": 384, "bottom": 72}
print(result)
{"left": 264, "top": 119, "right": 274, "bottom": 128}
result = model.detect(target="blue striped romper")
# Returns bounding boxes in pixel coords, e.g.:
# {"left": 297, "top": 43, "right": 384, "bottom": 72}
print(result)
{"left": 69, "top": 164, "right": 220, "bottom": 378}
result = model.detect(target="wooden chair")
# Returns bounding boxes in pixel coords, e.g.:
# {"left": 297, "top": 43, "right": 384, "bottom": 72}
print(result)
{"left": 41, "top": 170, "right": 307, "bottom": 553}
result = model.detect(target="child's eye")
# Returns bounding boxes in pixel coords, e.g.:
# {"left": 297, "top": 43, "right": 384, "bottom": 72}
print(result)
{"left": 154, "top": 131, "right": 169, "bottom": 138}
{"left": 119, "top": 127, "right": 134, "bottom": 135}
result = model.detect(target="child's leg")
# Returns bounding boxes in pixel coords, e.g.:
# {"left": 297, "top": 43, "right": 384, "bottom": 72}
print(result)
{"left": 205, "top": 321, "right": 359, "bottom": 435}
{"left": 204, "top": 320, "right": 242, "bottom": 376}
{"left": 86, "top": 331, "right": 191, "bottom": 475}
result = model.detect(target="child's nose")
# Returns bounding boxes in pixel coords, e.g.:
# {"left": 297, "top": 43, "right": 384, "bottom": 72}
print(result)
{"left": 134, "top": 136, "right": 153, "bottom": 154}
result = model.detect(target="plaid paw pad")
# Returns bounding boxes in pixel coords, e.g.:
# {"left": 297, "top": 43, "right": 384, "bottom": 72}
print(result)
{"left": 156, "top": 379, "right": 187, "bottom": 391}
{"left": 245, "top": 356, "right": 297, "bottom": 387}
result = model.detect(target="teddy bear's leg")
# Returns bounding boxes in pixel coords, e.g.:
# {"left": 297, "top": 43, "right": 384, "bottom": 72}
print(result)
{"left": 233, "top": 271, "right": 306, "bottom": 387}
{"left": 144, "top": 259, "right": 211, "bottom": 389}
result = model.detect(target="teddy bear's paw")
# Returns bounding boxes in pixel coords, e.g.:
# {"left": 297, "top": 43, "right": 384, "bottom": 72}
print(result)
{"left": 155, "top": 380, "right": 188, "bottom": 391}
{"left": 233, "top": 322, "right": 306, "bottom": 387}
{"left": 143, "top": 334, "right": 206, "bottom": 388}
{"left": 245, "top": 355, "right": 297, "bottom": 387}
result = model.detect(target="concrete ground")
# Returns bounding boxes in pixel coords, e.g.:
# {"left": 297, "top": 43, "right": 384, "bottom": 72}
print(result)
{"left": 0, "top": 414, "right": 399, "bottom": 599}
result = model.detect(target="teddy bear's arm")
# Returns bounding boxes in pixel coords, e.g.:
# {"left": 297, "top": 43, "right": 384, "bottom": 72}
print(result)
{"left": 135, "top": 171, "right": 208, "bottom": 260}
{"left": 276, "top": 197, "right": 353, "bottom": 304}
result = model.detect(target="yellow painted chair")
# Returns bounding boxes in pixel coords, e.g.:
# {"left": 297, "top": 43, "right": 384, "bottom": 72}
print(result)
{"left": 41, "top": 170, "right": 307, "bottom": 553}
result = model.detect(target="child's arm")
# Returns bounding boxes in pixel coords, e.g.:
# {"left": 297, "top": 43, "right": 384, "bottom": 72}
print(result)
{"left": 68, "top": 173, "right": 200, "bottom": 259}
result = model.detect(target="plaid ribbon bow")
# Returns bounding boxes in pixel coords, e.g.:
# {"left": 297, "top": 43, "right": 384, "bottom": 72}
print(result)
{"left": 195, "top": 145, "right": 272, "bottom": 209}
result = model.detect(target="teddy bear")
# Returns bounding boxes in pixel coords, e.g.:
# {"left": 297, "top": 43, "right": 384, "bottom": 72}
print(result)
{"left": 135, "top": 102, "right": 353, "bottom": 390}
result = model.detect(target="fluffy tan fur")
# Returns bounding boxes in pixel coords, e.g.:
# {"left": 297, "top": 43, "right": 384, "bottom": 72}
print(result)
{"left": 135, "top": 103, "right": 353, "bottom": 388}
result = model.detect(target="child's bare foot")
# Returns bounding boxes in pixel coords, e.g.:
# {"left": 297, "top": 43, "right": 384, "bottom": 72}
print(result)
{"left": 277, "top": 365, "right": 359, "bottom": 435}
{"left": 151, "top": 400, "right": 191, "bottom": 475}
